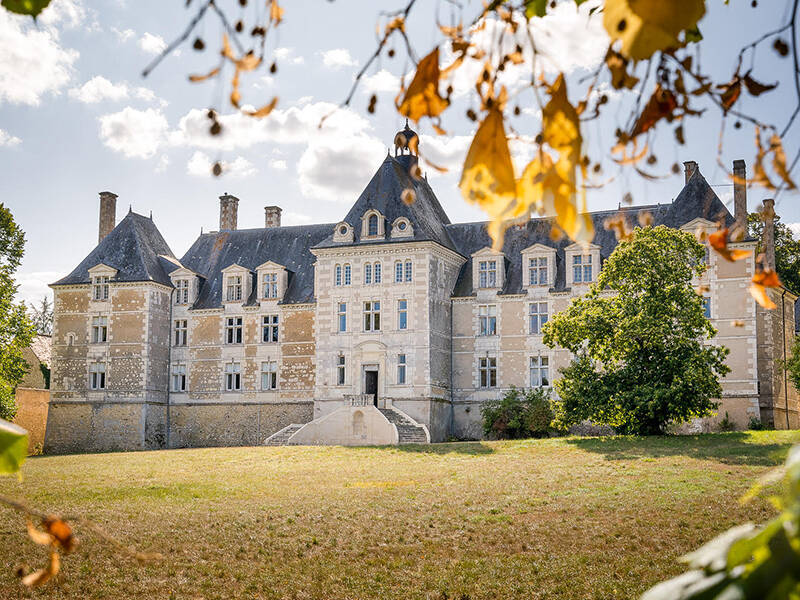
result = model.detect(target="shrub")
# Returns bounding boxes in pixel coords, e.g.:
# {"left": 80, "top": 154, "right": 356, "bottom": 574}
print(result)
{"left": 748, "top": 416, "right": 767, "bottom": 430}
{"left": 718, "top": 411, "right": 737, "bottom": 432}
{"left": 481, "top": 387, "right": 553, "bottom": 439}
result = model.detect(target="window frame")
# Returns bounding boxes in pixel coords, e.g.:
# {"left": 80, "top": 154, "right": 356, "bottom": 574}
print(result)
{"left": 225, "top": 362, "right": 241, "bottom": 391}
{"left": 363, "top": 300, "right": 381, "bottom": 332}
{"left": 262, "top": 272, "right": 279, "bottom": 299}
{"left": 89, "top": 361, "right": 106, "bottom": 390}
{"left": 478, "top": 260, "right": 497, "bottom": 288}
{"left": 529, "top": 356, "right": 550, "bottom": 388}
{"left": 225, "top": 316, "right": 243, "bottom": 344}
{"left": 175, "top": 279, "right": 190, "bottom": 304}
{"left": 172, "top": 364, "right": 187, "bottom": 392}
{"left": 404, "top": 260, "right": 413, "bottom": 282}
{"left": 478, "top": 357, "right": 497, "bottom": 388}
{"left": 572, "top": 254, "right": 593, "bottom": 284}
{"left": 226, "top": 274, "right": 243, "bottom": 302}
{"left": 528, "top": 257, "right": 548, "bottom": 287}
{"left": 336, "top": 354, "right": 346, "bottom": 385}
{"left": 528, "top": 302, "right": 548, "bottom": 335}
{"left": 478, "top": 305, "right": 497, "bottom": 336}
{"left": 262, "top": 314, "right": 279, "bottom": 343}
{"left": 174, "top": 319, "right": 188, "bottom": 346}
{"left": 397, "top": 354, "right": 407, "bottom": 384}
{"left": 364, "top": 262, "right": 372, "bottom": 285}
{"left": 91, "top": 316, "right": 108, "bottom": 344}
{"left": 261, "top": 361, "right": 278, "bottom": 391}
{"left": 92, "top": 276, "right": 110, "bottom": 301}
{"left": 397, "top": 299, "right": 408, "bottom": 330}
{"left": 337, "top": 302, "right": 347, "bottom": 333}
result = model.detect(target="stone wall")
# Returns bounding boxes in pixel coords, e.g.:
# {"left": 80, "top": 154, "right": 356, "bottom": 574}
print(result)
{"left": 13, "top": 388, "right": 49, "bottom": 453}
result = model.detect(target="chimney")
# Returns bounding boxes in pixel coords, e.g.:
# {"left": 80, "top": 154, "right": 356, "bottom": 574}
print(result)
{"left": 762, "top": 198, "right": 776, "bottom": 270}
{"left": 219, "top": 193, "right": 239, "bottom": 231}
{"left": 264, "top": 206, "right": 282, "bottom": 228}
{"left": 98, "top": 191, "right": 117, "bottom": 243}
{"left": 683, "top": 160, "right": 698, "bottom": 184}
{"left": 733, "top": 159, "right": 747, "bottom": 235}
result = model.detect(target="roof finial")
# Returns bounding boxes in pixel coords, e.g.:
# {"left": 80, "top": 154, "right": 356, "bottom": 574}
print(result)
{"left": 405, "top": 118, "right": 409, "bottom": 128}
{"left": 128, "top": 204, "right": 132, "bottom": 214}
{"left": 149, "top": 211, "right": 153, "bottom": 220}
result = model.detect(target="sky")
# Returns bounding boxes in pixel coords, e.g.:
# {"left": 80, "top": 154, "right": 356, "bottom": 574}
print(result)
{"left": 2, "top": 0, "right": 799, "bottom": 307}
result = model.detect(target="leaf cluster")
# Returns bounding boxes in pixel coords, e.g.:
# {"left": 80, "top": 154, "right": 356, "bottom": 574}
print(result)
{"left": 480, "top": 386, "right": 553, "bottom": 439}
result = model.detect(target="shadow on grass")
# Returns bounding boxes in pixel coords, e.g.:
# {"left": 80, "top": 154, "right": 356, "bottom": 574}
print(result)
{"left": 566, "top": 432, "right": 795, "bottom": 466}
{"left": 379, "top": 441, "right": 495, "bottom": 455}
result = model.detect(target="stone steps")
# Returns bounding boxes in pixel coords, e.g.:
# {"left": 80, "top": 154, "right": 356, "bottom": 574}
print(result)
{"left": 264, "top": 424, "right": 304, "bottom": 446}
{"left": 378, "top": 408, "right": 428, "bottom": 444}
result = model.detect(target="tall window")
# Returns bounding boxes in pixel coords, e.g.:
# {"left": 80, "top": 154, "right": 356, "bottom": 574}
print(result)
{"left": 368, "top": 214, "right": 379, "bottom": 236}
{"left": 395, "top": 261, "right": 403, "bottom": 283}
{"left": 225, "top": 316, "right": 243, "bottom": 344}
{"left": 374, "top": 262, "right": 382, "bottom": 283}
{"left": 172, "top": 364, "right": 186, "bottom": 392}
{"left": 573, "top": 255, "right": 593, "bottom": 283}
{"left": 703, "top": 295, "right": 711, "bottom": 319}
{"left": 89, "top": 362, "right": 106, "bottom": 390}
{"left": 91, "top": 316, "right": 108, "bottom": 343}
{"left": 479, "top": 357, "right": 497, "bottom": 388}
{"left": 344, "top": 264, "right": 352, "bottom": 285}
{"left": 478, "top": 305, "right": 497, "bottom": 336}
{"left": 404, "top": 260, "right": 413, "bottom": 282}
{"left": 226, "top": 275, "right": 243, "bottom": 301}
{"left": 262, "top": 273, "right": 278, "bottom": 299}
{"left": 92, "top": 276, "right": 109, "bottom": 301}
{"left": 397, "top": 354, "right": 407, "bottom": 384}
{"left": 529, "top": 257, "right": 548, "bottom": 286}
{"left": 174, "top": 319, "right": 188, "bottom": 346}
{"left": 225, "top": 362, "right": 241, "bottom": 391}
{"left": 529, "top": 356, "right": 550, "bottom": 388}
{"left": 338, "top": 302, "right": 347, "bottom": 332}
{"left": 335, "top": 264, "right": 342, "bottom": 286}
{"left": 479, "top": 260, "right": 497, "bottom": 288}
{"left": 261, "top": 361, "right": 278, "bottom": 390}
{"left": 337, "top": 354, "right": 346, "bottom": 385}
{"left": 397, "top": 299, "right": 408, "bottom": 330}
{"left": 528, "top": 302, "right": 548, "bottom": 335}
{"left": 364, "top": 263, "right": 372, "bottom": 285}
{"left": 364, "top": 301, "right": 381, "bottom": 331}
{"left": 175, "top": 279, "right": 190, "bottom": 304}
{"left": 262, "top": 315, "right": 279, "bottom": 343}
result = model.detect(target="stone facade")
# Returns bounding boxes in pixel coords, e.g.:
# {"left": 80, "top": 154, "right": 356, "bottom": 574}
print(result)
{"left": 46, "top": 130, "right": 798, "bottom": 453}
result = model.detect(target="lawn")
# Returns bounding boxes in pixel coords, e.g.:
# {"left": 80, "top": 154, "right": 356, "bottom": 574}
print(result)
{"left": 1, "top": 431, "right": 798, "bottom": 600}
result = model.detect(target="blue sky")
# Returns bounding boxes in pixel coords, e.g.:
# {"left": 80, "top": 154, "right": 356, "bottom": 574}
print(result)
{"left": 2, "top": 0, "right": 798, "bottom": 306}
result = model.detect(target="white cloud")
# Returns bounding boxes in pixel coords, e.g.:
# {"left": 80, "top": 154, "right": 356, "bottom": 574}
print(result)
{"left": 274, "top": 47, "right": 304, "bottom": 65}
{"left": 322, "top": 48, "right": 357, "bottom": 69}
{"left": 269, "top": 159, "right": 288, "bottom": 170}
{"left": 418, "top": 134, "right": 471, "bottom": 173}
{"left": 112, "top": 27, "right": 135, "bottom": 42}
{"left": 138, "top": 32, "right": 166, "bottom": 55}
{"left": 0, "top": 9, "right": 78, "bottom": 105}
{"left": 39, "top": 0, "right": 87, "bottom": 29}
{"left": 298, "top": 134, "right": 384, "bottom": 202}
{"left": 283, "top": 212, "right": 313, "bottom": 226}
{"left": 69, "top": 76, "right": 128, "bottom": 103}
{"left": 155, "top": 154, "right": 170, "bottom": 173}
{"left": 99, "top": 107, "right": 169, "bottom": 159}
{"left": 186, "top": 151, "right": 256, "bottom": 179}
{"left": 14, "top": 271, "right": 64, "bottom": 307}
{"left": 0, "top": 129, "right": 22, "bottom": 147}
{"left": 362, "top": 69, "right": 400, "bottom": 94}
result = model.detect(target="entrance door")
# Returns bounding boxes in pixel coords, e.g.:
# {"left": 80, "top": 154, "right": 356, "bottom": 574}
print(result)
{"left": 365, "top": 370, "right": 378, "bottom": 406}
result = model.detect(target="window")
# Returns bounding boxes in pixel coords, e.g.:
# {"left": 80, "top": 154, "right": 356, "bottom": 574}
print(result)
{"left": 92, "top": 276, "right": 109, "bottom": 301}
{"left": 338, "top": 302, "right": 347, "bottom": 332}
{"left": 364, "top": 263, "right": 372, "bottom": 285}
{"left": 374, "top": 262, "right": 382, "bottom": 283}
{"left": 397, "top": 299, "right": 408, "bottom": 330}
{"left": 174, "top": 319, "right": 188, "bottom": 346}
{"left": 703, "top": 296, "right": 711, "bottom": 319}
{"left": 404, "top": 260, "right": 413, "bottom": 282}
{"left": 528, "top": 302, "right": 548, "bottom": 335}
{"left": 529, "top": 257, "right": 548, "bottom": 286}
{"left": 478, "top": 260, "right": 497, "bottom": 288}
{"left": 573, "top": 254, "right": 593, "bottom": 283}
{"left": 397, "top": 354, "right": 407, "bottom": 384}
{"left": 529, "top": 356, "right": 550, "bottom": 388}
{"left": 261, "top": 361, "right": 278, "bottom": 390}
{"left": 368, "top": 214, "right": 379, "bottom": 236}
{"left": 89, "top": 362, "right": 106, "bottom": 390}
{"left": 262, "top": 315, "right": 279, "bottom": 343}
{"left": 479, "top": 357, "right": 497, "bottom": 388}
{"left": 225, "top": 362, "right": 241, "bottom": 391}
{"left": 364, "top": 301, "right": 381, "bottom": 331}
{"left": 344, "top": 264, "right": 351, "bottom": 285}
{"left": 91, "top": 316, "right": 108, "bottom": 343}
{"left": 175, "top": 279, "right": 190, "bottom": 304}
{"left": 395, "top": 261, "right": 403, "bottom": 283}
{"left": 262, "top": 272, "right": 278, "bottom": 299}
{"left": 226, "top": 275, "right": 243, "bottom": 301}
{"left": 478, "top": 305, "right": 497, "bottom": 336}
{"left": 335, "top": 264, "right": 342, "bottom": 286}
{"left": 337, "top": 354, "right": 346, "bottom": 385}
{"left": 172, "top": 364, "right": 186, "bottom": 392}
{"left": 225, "top": 316, "right": 243, "bottom": 344}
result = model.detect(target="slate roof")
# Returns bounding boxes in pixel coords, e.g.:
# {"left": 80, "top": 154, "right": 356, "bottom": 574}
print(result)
{"left": 53, "top": 212, "right": 177, "bottom": 287}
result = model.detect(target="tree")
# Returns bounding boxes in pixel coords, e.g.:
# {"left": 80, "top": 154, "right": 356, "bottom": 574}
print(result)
{"left": 28, "top": 295, "right": 53, "bottom": 336}
{"left": 748, "top": 212, "right": 800, "bottom": 297}
{"left": 543, "top": 226, "right": 730, "bottom": 435}
{"left": 0, "top": 204, "right": 35, "bottom": 421}
{"left": 481, "top": 387, "right": 553, "bottom": 439}
{"left": 785, "top": 336, "right": 800, "bottom": 395}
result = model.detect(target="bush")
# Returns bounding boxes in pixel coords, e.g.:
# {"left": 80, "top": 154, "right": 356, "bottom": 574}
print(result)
{"left": 748, "top": 416, "right": 767, "bottom": 430}
{"left": 718, "top": 411, "right": 737, "bottom": 432}
{"left": 481, "top": 387, "right": 553, "bottom": 439}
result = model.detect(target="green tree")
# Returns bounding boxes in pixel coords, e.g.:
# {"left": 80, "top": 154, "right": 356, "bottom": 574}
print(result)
{"left": 481, "top": 386, "right": 553, "bottom": 439}
{"left": 785, "top": 336, "right": 800, "bottom": 395}
{"left": 28, "top": 295, "right": 53, "bottom": 336}
{"left": 0, "top": 204, "right": 34, "bottom": 420}
{"left": 543, "top": 226, "right": 730, "bottom": 435}
{"left": 748, "top": 212, "right": 800, "bottom": 297}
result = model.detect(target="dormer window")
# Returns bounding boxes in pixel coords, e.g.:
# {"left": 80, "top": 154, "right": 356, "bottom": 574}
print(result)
{"left": 333, "top": 221, "right": 354, "bottom": 243}
{"left": 175, "top": 279, "right": 190, "bottom": 304}
{"left": 227, "top": 275, "right": 243, "bottom": 301}
{"left": 478, "top": 261, "right": 497, "bottom": 288}
{"left": 262, "top": 273, "right": 278, "bottom": 299}
{"left": 368, "top": 214, "right": 378, "bottom": 236}
{"left": 529, "top": 258, "right": 547, "bottom": 286}
{"left": 92, "top": 276, "right": 109, "bottom": 301}
{"left": 572, "top": 254, "right": 593, "bottom": 283}
{"left": 361, "top": 210, "right": 385, "bottom": 239}
{"left": 391, "top": 217, "right": 414, "bottom": 239}
{"left": 339, "top": 225, "right": 348, "bottom": 235}
{"left": 565, "top": 242, "right": 601, "bottom": 287}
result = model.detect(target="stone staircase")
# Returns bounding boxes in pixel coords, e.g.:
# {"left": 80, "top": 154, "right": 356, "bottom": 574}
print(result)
{"left": 264, "top": 424, "right": 304, "bottom": 446}
{"left": 378, "top": 408, "right": 429, "bottom": 444}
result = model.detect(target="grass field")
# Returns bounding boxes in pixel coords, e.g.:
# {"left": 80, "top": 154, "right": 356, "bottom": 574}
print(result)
{"left": 1, "top": 431, "right": 799, "bottom": 600}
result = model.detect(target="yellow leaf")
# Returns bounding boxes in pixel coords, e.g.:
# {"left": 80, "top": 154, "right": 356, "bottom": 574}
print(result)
{"left": 770, "top": 133, "right": 797, "bottom": 190}
{"left": 749, "top": 269, "right": 782, "bottom": 310}
{"left": 603, "top": 0, "right": 706, "bottom": 60}
{"left": 221, "top": 34, "right": 235, "bottom": 61}
{"left": 269, "top": 0, "right": 284, "bottom": 24}
{"left": 396, "top": 48, "right": 450, "bottom": 122}
{"left": 542, "top": 74, "right": 581, "bottom": 158}
{"left": 245, "top": 97, "right": 278, "bottom": 118}
{"left": 188, "top": 67, "right": 220, "bottom": 82}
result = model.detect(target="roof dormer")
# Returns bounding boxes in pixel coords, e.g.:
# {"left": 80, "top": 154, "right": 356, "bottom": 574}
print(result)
{"left": 169, "top": 266, "right": 203, "bottom": 306}
{"left": 220, "top": 263, "right": 251, "bottom": 304}
{"left": 521, "top": 243, "right": 557, "bottom": 288}
{"left": 333, "top": 221, "right": 354, "bottom": 243}
{"left": 255, "top": 260, "right": 289, "bottom": 302}
{"left": 565, "top": 242, "right": 601, "bottom": 287}
{"left": 471, "top": 247, "right": 505, "bottom": 293}
{"left": 390, "top": 216, "right": 413, "bottom": 239}
{"left": 361, "top": 209, "right": 385, "bottom": 241}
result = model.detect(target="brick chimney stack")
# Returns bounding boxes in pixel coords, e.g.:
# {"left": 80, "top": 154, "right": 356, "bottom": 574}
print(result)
{"left": 98, "top": 191, "right": 117, "bottom": 244}
{"left": 762, "top": 198, "right": 776, "bottom": 270}
{"left": 733, "top": 159, "right": 747, "bottom": 235}
{"left": 683, "top": 160, "right": 698, "bottom": 184}
{"left": 219, "top": 193, "right": 239, "bottom": 231}
{"left": 264, "top": 206, "right": 282, "bottom": 228}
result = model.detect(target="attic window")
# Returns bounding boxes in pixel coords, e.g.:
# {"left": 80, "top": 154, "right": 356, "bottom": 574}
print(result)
{"left": 339, "top": 226, "right": 347, "bottom": 235}
{"left": 398, "top": 221, "right": 407, "bottom": 231}
{"left": 226, "top": 275, "right": 243, "bottom": 302}
{"left": 92, "top": 276, "right": 109, "bottom": 301}
{"left": 368, "top": 215, "right": 379, "bottom": 236}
